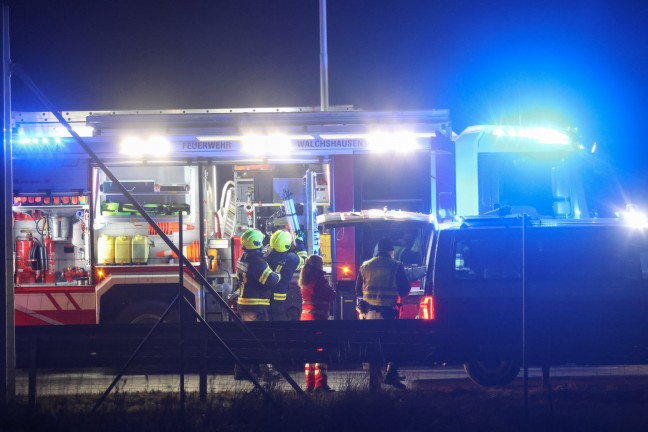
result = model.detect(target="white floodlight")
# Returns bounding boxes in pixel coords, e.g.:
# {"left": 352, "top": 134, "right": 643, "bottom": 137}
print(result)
{"left": 119, "top": 136, "right": 171, "bottom": 156}
{"left": 196, "top": 136, "right": 245, "bottom": 141}
{"left": 624, "top": 205, "right": 648, "bottom": 229}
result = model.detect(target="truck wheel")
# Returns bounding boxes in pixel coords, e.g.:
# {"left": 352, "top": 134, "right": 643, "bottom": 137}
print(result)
{"left": 115, "top": 301, "right": 178, "bottom": 324}
{"left": 464, "top": 358, "right": 521, "bottom": 387}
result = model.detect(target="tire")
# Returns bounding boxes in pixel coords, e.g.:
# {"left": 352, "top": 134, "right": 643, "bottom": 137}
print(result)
{"left": 114, "top": 300, "right": 179, "bottom": 325}
{"left": 464, "top": 357, "right": 521, "bottom": 387}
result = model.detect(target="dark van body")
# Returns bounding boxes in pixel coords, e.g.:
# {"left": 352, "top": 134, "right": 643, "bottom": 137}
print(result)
{"left": 426, "top": 217, "right": 648, "bottom": 385}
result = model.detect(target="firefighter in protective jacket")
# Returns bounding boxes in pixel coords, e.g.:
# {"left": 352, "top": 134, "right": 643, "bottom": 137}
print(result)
{"left": 236, "top": 228, "right": 281, "bottom": 322}
{"left": 355, "top": 237, "right": 411, "bottom": 389}
{"left": 266, "top": 229, "right": 307, "bottom": 321}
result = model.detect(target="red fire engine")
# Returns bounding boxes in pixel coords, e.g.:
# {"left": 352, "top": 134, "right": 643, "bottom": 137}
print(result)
{"left": 11, "top": 107, "right": 452, "bottom": 325}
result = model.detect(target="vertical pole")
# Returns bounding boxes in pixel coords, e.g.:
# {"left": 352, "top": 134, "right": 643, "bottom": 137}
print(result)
{"left": 2, "top": 4, "right": 16, "bottom": 407}
{"left": 28, "top": 338, "right": 36, "bottom": 408}
{"left": 178, "top": 213, "right": 185, "bottom": 418}
{"left": 198, "top": 165, "right": 208, "bottom": 313}
{"left": 319, "top": 0, "right": 329, "bottom": 111}
{"left": 304, "top": 170, "right": 320, "bottom": 256}
{"left": 522, "top": 215, "right": 528, "bottom": 415}
{"left": 429, "top": 151, "right": 437, "bottom": 217}
{"left": 199, "top": 338, "right": 207, "bottom": 402}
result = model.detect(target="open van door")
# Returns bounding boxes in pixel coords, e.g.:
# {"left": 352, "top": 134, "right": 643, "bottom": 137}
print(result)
{"left": 317, "top": 209, "right": 436, "bottom": 319}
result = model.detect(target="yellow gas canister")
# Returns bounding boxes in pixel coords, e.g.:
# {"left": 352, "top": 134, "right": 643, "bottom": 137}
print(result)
{"left": 320, "top": 233, "right": 331, "bottom": 265}
{"left": 97, "top": 234, "right": 115, "bottom": 265}
{"left": 114, "top": 235, "right": 132, "bottom": 264}
{"left": 131, "top": 234, "right": 149, "bottom": 265}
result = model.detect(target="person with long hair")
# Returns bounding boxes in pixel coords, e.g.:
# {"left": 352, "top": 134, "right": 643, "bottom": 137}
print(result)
{"left": 299, "top": 254, "right": 336, "bottom": 392}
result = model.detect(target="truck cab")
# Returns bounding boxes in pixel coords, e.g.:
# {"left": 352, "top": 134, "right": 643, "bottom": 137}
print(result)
{"left": 419, "top": 215, "right": 648, "bottom": 386}
{"left": 454, "top": 125, "right": 627, "bottom": 219}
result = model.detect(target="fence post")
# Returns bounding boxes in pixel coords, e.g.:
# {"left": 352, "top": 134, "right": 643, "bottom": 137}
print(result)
{"left": 28, "top": 337, "right": 37, "bottom": 408}
{"left": 199, "top": 337, "right": 207, "bottom": 402}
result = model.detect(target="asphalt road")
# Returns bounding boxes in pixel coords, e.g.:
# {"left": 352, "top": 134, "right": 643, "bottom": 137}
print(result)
{"left": 14, "top": 364, "right": 648, "bottom": 396}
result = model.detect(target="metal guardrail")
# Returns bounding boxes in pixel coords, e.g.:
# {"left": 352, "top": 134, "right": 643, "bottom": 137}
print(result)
{"left": 15, "top": 317, "right": 648, "bottom": 404}
{"left": 15, "top": 320, "right": 443, "bottom": 404}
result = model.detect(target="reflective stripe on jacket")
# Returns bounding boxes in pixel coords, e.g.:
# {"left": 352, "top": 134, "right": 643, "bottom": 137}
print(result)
{"left": 266, "top": 239, "right": 306, "bottom": 304}
{"left": 237, "top": 250, "right": 280, "bottom": 307}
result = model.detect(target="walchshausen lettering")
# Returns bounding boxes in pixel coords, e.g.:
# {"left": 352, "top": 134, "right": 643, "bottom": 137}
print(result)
{"left": 296, "top": 139, "right": 364, "bottom": 148}
{"left": 181, "top": 141, "right": 233, "bottom": 151}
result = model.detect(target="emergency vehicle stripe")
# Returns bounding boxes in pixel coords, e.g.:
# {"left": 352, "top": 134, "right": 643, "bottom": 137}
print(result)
{"left": 273, "top": 293, "right": 287, "bottom": 301}
{"left": 42, "top": 293, "right": 88, "bottom": 311}
{"left": 259, "top": 267, "right": 272, "bottom": 284}
{"left": 46, "top": 293, "right": 63, "bottom": 311}
{"left": 14, "top": 305, "right": 63, "bottom": 325}
{"left": 65, "top": 293, "right": 81, "bottom": 310}
{"left": 237, "top": 298, "right": 271, "bottom": 306}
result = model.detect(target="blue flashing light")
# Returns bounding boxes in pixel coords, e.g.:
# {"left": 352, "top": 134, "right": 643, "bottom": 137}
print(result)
{"left": 17, "top": 137, "right": 62, "bottom": 145}
{"left": 491, "top": 126, "right": 571, "bottom": 145}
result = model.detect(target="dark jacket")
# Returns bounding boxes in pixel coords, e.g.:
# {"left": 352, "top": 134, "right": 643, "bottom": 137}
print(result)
{"left": 266, "top": 238, "right": 306, "bottom": 304}
{"left": 236, "top": 249, "right": 281, "bottom": 308}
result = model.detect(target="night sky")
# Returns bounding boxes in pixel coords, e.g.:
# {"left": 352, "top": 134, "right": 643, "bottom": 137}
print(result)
{"left": 4, "top": 0, "right": 648, "bottom": 198}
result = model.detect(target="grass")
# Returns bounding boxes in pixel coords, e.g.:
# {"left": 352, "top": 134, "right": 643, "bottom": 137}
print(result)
{"left": 1, "top": 376, "right": 648, "bottom": 431}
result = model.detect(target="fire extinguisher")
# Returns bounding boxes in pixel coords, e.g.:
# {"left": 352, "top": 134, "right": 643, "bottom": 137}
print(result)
{"left": 44, "top": 235, "right": 56, "bottom": 283}
{"left": 16, "top": 237, "right": 33, "bottom": 271}
{"left": 15, "top": 236, "right": 36, "bottom": 284}
{"left": 64, "top": 267, "right": 77, "bottom": 283}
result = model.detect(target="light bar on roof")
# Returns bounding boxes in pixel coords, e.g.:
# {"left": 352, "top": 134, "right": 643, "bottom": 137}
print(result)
{"left": 196, "top": 136, "right": 245, "bottom": 141}
{"left": 492, "top": 126, "right": 571, "bottom": 145}
{"left": 197, "top": 134, "right": 313, "bottom": 142}
{"left": 366, "top": 132, "right": 425, "bottom": 153}
{"left": 319, "top": 132, "right": 435, "bottom": 140}
{"left": 17, "top": 136, "right": 62, "bottom": 145}
{"left": 120, "top": 136, "right": 171, "bottom": 156}
{"left": 15, "top": 125, "right": 94, "bottom": 146}
{"left": 54, "top": 125, "right": 94, "bottom": 138}
{"left": 319, "top": 133, "right": 367, "bottom": 140}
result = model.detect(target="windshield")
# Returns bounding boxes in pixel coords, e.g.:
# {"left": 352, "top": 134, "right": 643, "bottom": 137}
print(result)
{"left": 478, "top": 152, "right": 626, "bottom": 218}
{"left": 479, "top": 152, "right": 560, "bottom": 217}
